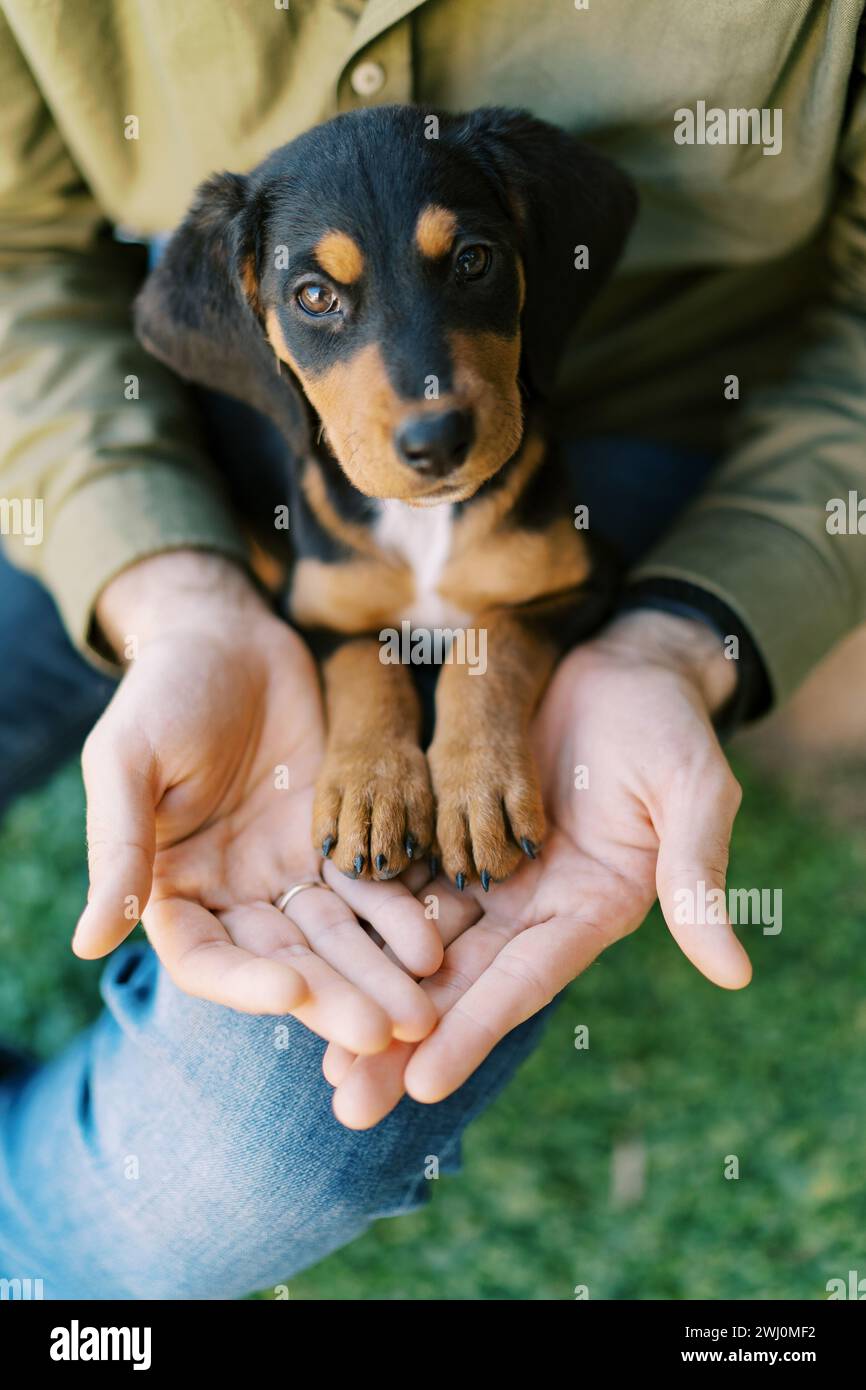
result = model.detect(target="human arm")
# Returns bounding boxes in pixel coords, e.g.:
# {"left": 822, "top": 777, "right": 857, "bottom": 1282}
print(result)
{"left": 0, "top": 9, "right": 247, "bottom": 661}
{"left": 625, "top": 51, "right": 866, "bottom": 705}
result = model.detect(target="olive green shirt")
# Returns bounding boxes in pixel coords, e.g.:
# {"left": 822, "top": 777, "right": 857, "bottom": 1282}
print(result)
{"left": 1, "top": 0, "right": 865, "bottom": 701}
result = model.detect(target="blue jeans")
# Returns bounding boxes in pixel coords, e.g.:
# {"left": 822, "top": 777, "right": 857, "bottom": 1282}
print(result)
{"left": 0, "top": 431, "right": 717, "bottom": 1299}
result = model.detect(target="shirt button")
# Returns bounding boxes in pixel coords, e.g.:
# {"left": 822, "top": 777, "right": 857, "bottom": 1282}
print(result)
{"left": 350, "top": 60, "right": 386, "bottom": 97}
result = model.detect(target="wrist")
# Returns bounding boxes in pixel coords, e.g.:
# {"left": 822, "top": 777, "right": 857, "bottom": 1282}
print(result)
{"left": 599, "top": 610, "right": 738, "bottom": 714}
{"left": 95, "top": 550, "right": 267, "bottom": 659}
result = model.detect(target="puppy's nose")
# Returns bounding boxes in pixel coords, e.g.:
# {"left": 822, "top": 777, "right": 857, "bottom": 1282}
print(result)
{"left": 394, "top": 409, "right": 474, "bottom": 477}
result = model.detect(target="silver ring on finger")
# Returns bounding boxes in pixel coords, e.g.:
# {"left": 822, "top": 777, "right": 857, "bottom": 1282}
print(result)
{"left": 273, "top": 881, "right": 321, "bottom": 914}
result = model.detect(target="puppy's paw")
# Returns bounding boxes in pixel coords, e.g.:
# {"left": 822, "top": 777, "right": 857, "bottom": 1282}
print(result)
{"left": 428, "top": 739, "right": 546, "bottom": 889}
{"left": 313, "top": 740, "right": 434, "bottom": 880}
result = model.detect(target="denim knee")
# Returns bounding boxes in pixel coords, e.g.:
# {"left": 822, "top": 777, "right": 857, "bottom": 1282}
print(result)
{"left": 2, "top": 943, "right": 546, "bottom": 1298}
{"left": 82, "top": 945, "right": 451, "bottom": 1296}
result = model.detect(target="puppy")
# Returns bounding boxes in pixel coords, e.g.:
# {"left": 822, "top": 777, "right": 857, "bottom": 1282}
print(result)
{"left": 135, "top": 104, "right": 637, "bottom": 888}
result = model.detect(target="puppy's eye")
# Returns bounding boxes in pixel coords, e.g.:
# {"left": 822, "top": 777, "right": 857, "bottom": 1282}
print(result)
{"left": 297, "top": 283, "right": 341, "bottom": 316}
{"left": 454, "top": 244, "right": 492, "bottom": 282}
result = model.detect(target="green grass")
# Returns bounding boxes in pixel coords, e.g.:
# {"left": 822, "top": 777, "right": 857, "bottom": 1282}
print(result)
{"left": 1, "top": 758, "right": 864, "bottom": 1300}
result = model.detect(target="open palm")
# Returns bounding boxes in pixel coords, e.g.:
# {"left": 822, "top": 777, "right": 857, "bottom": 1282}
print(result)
{"left": 324, "top": 613, "right": 752, "bottom": 1127}
{"left": 74, "top": 608, "right": 441, "bottom": 1052}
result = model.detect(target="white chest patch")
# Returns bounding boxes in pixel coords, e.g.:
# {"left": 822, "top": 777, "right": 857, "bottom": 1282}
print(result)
{"left": 373, "top": 499, "right": 469, "bottom": 628}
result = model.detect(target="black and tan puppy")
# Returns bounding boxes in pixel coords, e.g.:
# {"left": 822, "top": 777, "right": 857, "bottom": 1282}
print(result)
{"left": 136, "top": 104, "right": 637, "bottom": 889}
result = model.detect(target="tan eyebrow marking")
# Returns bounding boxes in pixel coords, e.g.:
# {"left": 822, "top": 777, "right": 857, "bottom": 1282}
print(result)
{"left": 314, "top": 230, "right": 365, "bottom": 284}
{"left": 415, "top": 204, "right": 458, "bottom": 259}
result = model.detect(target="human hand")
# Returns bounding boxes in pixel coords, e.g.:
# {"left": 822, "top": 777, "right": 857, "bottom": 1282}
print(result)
{"left": 322, "top": 609, "right": 752, "bottom": 1126}
{"left": 72, "top": 551, "right": 442, "bottom": 1052}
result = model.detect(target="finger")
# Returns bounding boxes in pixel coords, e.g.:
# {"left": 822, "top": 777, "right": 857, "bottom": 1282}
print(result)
{"left": 322, "top": 860, "right": 444, "bottom": 976}
{"left": 331, "top": 1039, "right": 415, "bottom": 1130}
{"left": 276, "top": 886, "right": 437, "bottom": 1042}
{"left": 144, "top": 897, "right": 308, "bottom": 1016}
{"left": 654, "top": 760, "right": 752, "bottom": 990}
{"left": 403, "top": 860, "right": 434, "bottom": 894}
{"left": 406, "top": 914, "right": 610, "bottom": 1103}
{"left": 74, "top": 726, "right": 156, "bottom": 959}
{"left": 325, "top": 888, "right": 496, "bottom": 1120}
{"left": 322, "top": 869, "right": 485, "bottom": 1097}
{"left": 411, "top": 870, "right": 485, "bottom": 947}
{"left": 220, "top": 901, "right": 397, "bottom": 1052}
{"left": 322, "top": 1041, "right": 355, "bottom": 1087}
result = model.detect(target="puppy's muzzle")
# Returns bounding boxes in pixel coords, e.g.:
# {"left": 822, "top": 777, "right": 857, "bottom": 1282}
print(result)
{"left": 393, "top": 408, "right": 475, "bottom": 478}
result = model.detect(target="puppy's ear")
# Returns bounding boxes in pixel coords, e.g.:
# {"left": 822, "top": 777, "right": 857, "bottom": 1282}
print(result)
{"left": 453, "top": 108, "right": 638, "bottom": 396}
{"left": 134, "top": 172, "right": 305, "bottom": 442}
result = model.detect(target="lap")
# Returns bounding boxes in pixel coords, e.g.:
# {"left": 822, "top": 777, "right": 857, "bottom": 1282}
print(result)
{"left": 0, "top": 942, "right": 552, "bottom": 1298}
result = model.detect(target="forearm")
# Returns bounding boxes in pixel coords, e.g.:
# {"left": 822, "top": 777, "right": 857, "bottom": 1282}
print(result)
{"left": 95, "top": 550, "right": 270, "bottom": 660}
{"left": 0, "top": 17, "right": 248, "bottom": 665}
{"left": 0, "top": 247, "right": 251, "bottom": 661}
{"left": 628, "top": 248, "right": 866, "bottom": 709}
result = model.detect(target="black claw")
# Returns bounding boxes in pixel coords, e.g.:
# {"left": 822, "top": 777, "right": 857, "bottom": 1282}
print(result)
{"left": 520, "top": 837, "right": 537, "bottom": 860}
{"left": 353, "top": 853, "right": 365, "bottom": 875}
{"left": 429, "top": 855, "right": 441, "bottom": 879}
{"left": 455, "top": 872, "right": 466, "bottom": 891}
{"left": 405, "top": 835, "right": 416, "bottom": 860}
{"left": 480, "top": 869, "right": 491, "bottom": 892}
{"left": 375, "top": 853, "right": 387, "bottom": 872}
{"left": 321, "top": 836, "right": 334, "bottom": 858}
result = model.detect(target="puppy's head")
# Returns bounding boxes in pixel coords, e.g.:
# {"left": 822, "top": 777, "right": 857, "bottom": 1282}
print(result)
{"left": 136, "top": 106, "right": 636, "bottom": 505}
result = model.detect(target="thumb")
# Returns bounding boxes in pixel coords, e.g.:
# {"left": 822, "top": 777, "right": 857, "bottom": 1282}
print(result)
{"left": 73, "top": 723, "right": 157, "bottom": 959}
{"left": 655, "top": 759, "right": 752, "bottom": 990}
